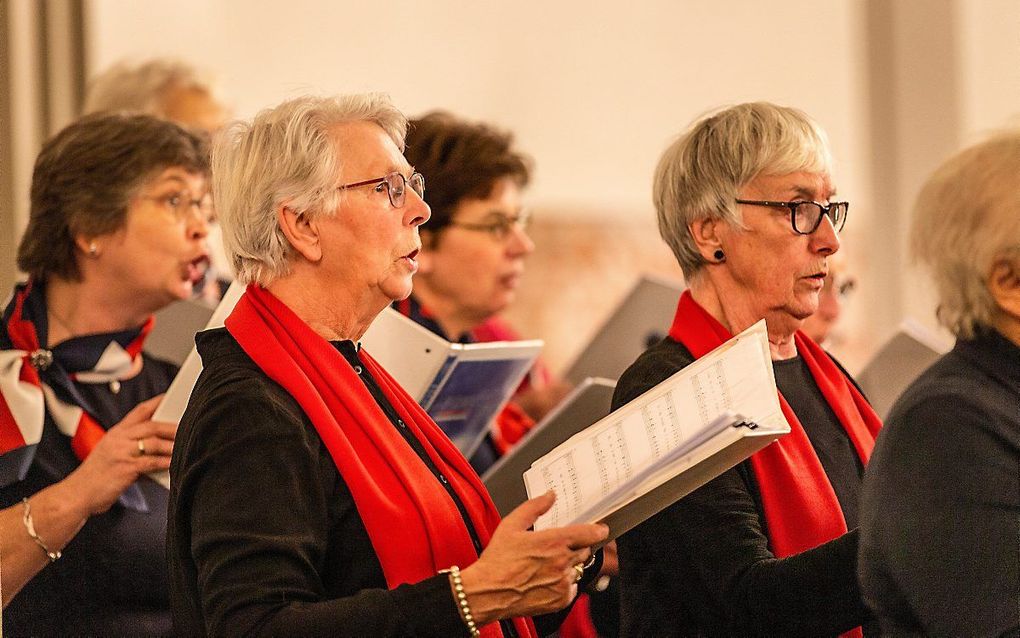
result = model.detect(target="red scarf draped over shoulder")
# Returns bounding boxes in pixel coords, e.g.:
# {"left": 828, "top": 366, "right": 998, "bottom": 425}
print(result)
{"left": 226, "top": 285, "right": 536, "bottom": 638}
{"left": 669, "top": 291, "right": 881, "bottom": 636}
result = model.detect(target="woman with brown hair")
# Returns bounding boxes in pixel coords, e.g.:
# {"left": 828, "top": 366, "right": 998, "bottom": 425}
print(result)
{"left": 0, "top": 113, "right": 211, "bottom": 635}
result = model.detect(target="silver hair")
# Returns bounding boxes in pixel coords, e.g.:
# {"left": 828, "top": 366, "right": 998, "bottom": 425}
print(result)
{"left": 82, "top": 58, "right": 219, "bottom": 118}
{"left": 911, "top": 130, "right": 1020, "bottom": 338}
{"left": 211, "top": 93, "right": 408, "bottom": 286}
{"left": 653, "top": 102, "right": 833, "bottom": 280}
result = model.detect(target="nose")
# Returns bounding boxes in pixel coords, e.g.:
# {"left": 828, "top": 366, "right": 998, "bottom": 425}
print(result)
{"left": 403, "top": 189, "right": 431, "bottom": 228}
{"left": 505, "top": 222, "right": 535, "bottom": 257}
{"left": 810, "top": 214, "right": 840, "bottom": 255}
{"left": 186, "top": 206, "right": 210, "bottom": 241}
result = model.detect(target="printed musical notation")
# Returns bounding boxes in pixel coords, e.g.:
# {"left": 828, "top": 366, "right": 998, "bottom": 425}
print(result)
{"left": 524, "top": 319, "right": 786, "bottom": 531}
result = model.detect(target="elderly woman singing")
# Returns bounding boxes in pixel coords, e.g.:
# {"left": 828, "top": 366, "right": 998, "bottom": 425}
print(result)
{"left": 614, "top": 103, "right": 880, "bottom": 637}
{"left": 166, "top": 94, "right": 607, "bottom": 638}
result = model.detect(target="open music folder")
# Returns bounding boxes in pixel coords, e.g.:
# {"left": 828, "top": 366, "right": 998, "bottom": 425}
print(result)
{"left": 361, "top": 307, "right": 542, "bottom": 458}
{"left": 525, "top": 320, "right": 789, "bottom": 541}
{"left": 482, "top": 377, "right": 617, "bottom": 517}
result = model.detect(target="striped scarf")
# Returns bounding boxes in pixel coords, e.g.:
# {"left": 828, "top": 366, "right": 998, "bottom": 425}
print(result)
{"left": 0, "top": 281, "right": 152, "bottom": 509}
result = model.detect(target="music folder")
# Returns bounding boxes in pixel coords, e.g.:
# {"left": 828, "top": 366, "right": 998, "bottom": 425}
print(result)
{"left": 855, "top": 318, "right": 950, "bottom": 420}
{"left": 564, "top": 274, "right": 684, "bottom": 384}
{"left": 361, "top": 307, "right": 542, "bottom": 458}
{"left": 482, "top": 377, "right": 617, "bottom": 517}
{"left": 525, "top": 320, "right": 789, "bottom": 542}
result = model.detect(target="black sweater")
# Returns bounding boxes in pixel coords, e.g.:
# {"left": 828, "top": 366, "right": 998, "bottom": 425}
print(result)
{"left": 613, "top": 336, "right": 873, "bottom": 637}
{"left": 168, "top": 328, "right": 589, "bottom": 637}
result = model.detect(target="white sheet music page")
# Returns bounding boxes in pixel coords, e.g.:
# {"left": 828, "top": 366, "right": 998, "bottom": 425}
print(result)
{"left": 524, "top": 319, "right": 784, "bottom": 530}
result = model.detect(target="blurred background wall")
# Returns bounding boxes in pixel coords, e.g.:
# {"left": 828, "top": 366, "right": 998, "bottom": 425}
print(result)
{"left": 2, "top": 0, "right": 1019, "bottom": 374}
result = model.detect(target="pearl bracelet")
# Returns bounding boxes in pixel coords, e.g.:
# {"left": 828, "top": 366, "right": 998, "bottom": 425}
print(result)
{"left": 21, "top": 498, "right": 61, "bottom": 563}
{"left": 439, "top": 565, "right": 480, "bottom": 637}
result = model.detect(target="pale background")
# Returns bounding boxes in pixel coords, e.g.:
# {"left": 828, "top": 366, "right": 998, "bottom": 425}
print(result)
{"left": 4, "top": 0, "right": 1019, "bottom": 376}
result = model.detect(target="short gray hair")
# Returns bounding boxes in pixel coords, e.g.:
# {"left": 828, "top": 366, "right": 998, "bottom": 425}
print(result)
{"left": 82, "top": 58, "right": 219, "bottom": 118}
{"left": 911, "top": 130, "right": 1020, "bottom": 338}
{"left": 653, "top": 102, "right": 833, "bottom": 280}
{"left": 212, "top": 94, "right": 407, "bottom": 286}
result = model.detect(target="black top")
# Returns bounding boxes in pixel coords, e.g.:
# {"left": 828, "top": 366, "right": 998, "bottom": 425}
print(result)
{"left": 0, "top": 353, "right": 177, "bottom": 637}
{"left": 613, "top": 336, "right": 873, "bottom": 638}
{"left": 168, "top": 328, "right": 584, "bottom": 637}
{"left": 859, "top": 330, "right": 1020, "bottom": 637}
{"left": 773, "top": 356, "right": 864, "bottom": 529}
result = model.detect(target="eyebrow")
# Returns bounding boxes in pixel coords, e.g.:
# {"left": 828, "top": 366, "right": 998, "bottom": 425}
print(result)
{"left": 789, "top": 185, "right": 839, "bottom": 201}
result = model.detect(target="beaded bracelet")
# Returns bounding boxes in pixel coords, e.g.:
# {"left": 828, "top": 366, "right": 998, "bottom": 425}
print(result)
{"left": 21, "top": 498, "right": 61, "bottom": 563}
{"left": 439, "top": 565, "right": 480, "bottom": 637}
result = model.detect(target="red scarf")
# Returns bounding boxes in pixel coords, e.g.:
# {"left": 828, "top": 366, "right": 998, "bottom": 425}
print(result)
{"left": 669, "top": 291, "right": 880, "bottom": 638}
{"left": 226, "top": 285, "right": 536, "bottom": 638}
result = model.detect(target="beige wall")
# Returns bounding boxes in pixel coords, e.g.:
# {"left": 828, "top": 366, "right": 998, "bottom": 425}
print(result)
{"left": 0, "top": 0, "right": 1003, "bottom": 374}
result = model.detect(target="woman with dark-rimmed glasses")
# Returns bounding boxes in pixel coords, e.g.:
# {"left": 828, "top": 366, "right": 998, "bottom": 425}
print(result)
{"left": 167, "top": 94, "right": 607, "bottom": 638}
{"left": 614, "top": 102, "right": 879, "bottom": 637}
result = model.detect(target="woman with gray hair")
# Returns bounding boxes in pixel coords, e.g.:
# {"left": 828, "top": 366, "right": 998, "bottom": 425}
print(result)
{"left": 613, "top": 102, "right": 879, "bottom": 637}
{"left": 166, "top": 94, "right": 607, "bottom": 638}
{"left": 859, "top": 132, "right": 1020, "bottom": 636}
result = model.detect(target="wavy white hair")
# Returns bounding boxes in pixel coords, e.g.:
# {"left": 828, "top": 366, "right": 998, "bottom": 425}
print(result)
{"left": 211, "top": 94, "right": 407, "bottom": 286}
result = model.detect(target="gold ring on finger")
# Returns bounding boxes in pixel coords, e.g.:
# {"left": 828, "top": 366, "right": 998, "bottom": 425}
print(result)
{"left": 137, "top": 438, "right": 146, "bottom": 456}
{"left": 573, "top": 563, "right": 584, "bottom": 583}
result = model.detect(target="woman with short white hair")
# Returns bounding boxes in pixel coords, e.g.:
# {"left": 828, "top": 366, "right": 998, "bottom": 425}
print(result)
{"left": 615, "top": 102, "right": 879, "bottom": 637}
{"left": 167, "top": 94, "right": 607, "bottom": 638}
{"left": 859, "top": 130, "right": 1020, "bottom": 636}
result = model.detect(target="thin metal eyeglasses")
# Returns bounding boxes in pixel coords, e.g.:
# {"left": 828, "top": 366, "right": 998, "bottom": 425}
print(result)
{"left": 735, "top": 199, "right": 849, "bottom": 235}
{"left": 448, "top": 209, "right": 532, "bottom": 241}
{"left": 141, "top": 192, "right": 213, "bottom": 221}
{"left": 337, "top": 171, "right": 425, "bottom": 208}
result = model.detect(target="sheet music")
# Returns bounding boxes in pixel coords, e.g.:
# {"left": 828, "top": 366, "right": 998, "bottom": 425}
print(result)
{"left": 525, "top": 320, "right": 784, "bottom": 529}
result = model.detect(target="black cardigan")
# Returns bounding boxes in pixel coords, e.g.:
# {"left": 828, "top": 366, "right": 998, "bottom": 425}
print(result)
{"left": 613, "top": 336, "right": 873, "bottom": 638}
{"left": 168, "top": 328, "right": 591, "bottom": 637}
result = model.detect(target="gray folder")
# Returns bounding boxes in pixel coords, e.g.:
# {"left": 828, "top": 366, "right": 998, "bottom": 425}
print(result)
{"left": 856, "top": 321, "right": 949, "bottom": 420}
{"left": 145, "top": 299, "right": 215, "bottom": 366}
{"left": 564, "top": 275, "right": 684, "bottom": 384}
{"left": 482, "top": 377, "right": 616, "bottom": 517}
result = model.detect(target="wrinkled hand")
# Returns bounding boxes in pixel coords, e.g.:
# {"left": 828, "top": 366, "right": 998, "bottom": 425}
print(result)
{"left": 460, "top": 491, "right": 609, "bottom": 625}
{"left": 65, "top": 394, "right": 176, "bottom": 515}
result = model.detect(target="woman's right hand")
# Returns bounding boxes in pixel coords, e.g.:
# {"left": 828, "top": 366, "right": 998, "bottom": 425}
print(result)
{"left": 63, "top": 394, "right": 177, "bottom": 516}
{"left": 459, "top": 491, "right": 609, "bottom": 625}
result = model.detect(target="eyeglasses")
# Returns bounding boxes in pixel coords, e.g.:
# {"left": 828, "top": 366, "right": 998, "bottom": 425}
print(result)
{"left": 448, "top": 209, "right": 532, "bottom": 241}
{"left": 142, "top": 192, "right": 213, "bottom": 221}
{"left": 735, "top": 199, "right": 849, "bottom": 235}
{"left": 338, "top": 171, "right": 425, "bottom": 208}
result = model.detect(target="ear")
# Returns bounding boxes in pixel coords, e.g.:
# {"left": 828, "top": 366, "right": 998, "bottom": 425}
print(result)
{"left": 988, "top": 257, "right": 1020, "bottom": 320}
{"left": 688, "top": 217, "right": 725, "bottom": 262}
{"left": 277, "top": 204, "right": 323, "bottom": 263}
{"left": 73, "top": 235, "right": 100, "bottom": 258}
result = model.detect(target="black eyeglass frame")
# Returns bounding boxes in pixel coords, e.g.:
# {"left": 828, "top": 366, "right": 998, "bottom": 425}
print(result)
{"left": 735, "top": 198, "right": 849, "bottom": 235}
{"left": 337, "top": 171, "right": 425, "bottom": 208}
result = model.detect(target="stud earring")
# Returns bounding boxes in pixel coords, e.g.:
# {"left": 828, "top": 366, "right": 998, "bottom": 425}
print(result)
{"left": 713, "top": 249, "right": 725, "bottom": 262}
{"left": 88, "top": 242, "right": 98, "bottom": 257}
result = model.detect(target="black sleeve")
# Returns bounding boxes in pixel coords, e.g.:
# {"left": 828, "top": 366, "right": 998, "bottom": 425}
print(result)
{"left": 860, "top": 393, "right": 1020, "bottom": 637}
{"left": 613, "top": 346, "right": 870, "bottom": 637}
{"left": 174, "top": 378, "right": 469, "bottom": 638}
